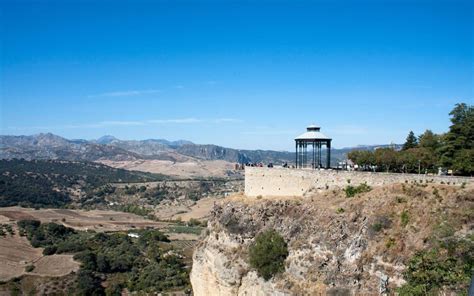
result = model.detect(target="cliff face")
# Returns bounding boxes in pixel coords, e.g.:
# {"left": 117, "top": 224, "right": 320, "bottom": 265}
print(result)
{"left": 191, "top": 183, "right": 473, "bottom": 295}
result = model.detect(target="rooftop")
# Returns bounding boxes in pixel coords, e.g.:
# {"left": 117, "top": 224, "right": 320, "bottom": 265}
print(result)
{"left": 295, "top": 125, "right": 331, "bottom": 141}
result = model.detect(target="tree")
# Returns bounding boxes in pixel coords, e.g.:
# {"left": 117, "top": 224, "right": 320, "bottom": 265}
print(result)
{"left": 249, "top": 229, "right": 288, "bottom": 280}
{"left": 403, "top": 131, "right": 418, "bottom": 150}
{"left": 347, "top": 150, "right": 375, "bottom": 170}
{"left": 347, "top": 150, "right": 362, "bottom": 164}
{"left": 345, "top": 103, "right": 472, "bottom": 175}
{"left": 439, "top": 103, "right": 474, "bottom": 175}
{"left": 400, "top": 148, "right": 437, "bottom": 174}
{"left": 452, "top": 149, "right": 474, "bottom": 175}
{"left": 74, "top": 251, "right": 97, "bottom": 271}
{"left": 374, "top": 148, "right": 398, "bottom": 172}
{"left": 76, "top": 270, "right": 104, "bottom": 296}
{"left": 418, "top": 130, "right": 440, "bottom": 150}
{"left": 96, "top": 254, "right": 110, "bottom": 273}
{"left": 43, "top": 245, "right": 57, "bottom": 255}
{"left": 399, "top": 149, "right": 418, "bottom": 173}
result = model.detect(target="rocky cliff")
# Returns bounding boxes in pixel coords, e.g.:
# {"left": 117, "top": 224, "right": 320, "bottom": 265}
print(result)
{"left": 191, "top": 183, "right": 473, "bottom": 295}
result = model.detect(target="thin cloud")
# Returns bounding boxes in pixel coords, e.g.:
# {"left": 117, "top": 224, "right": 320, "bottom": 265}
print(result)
{"left": 61, "top": 121, "right": 145, "bottom": 128}
{"left": 88, "top": 89, "right": 161, "bottom": 98}
{"left": 241, "top": 130, "right": 297, "bottom": 136}
{"left": 213, "top": 118, "right": 242, "bottom": 123}
{"left": 147, "top": 118, "right": 202, "bottom": 124}
{"left": 147, "top": 118, "right": 242, "bottom": 124}
{"left": 3, "top": 117, "right": 242, "bottom": 131}
{"left": 99, "top": 121, "right": 145, "bottom": 126}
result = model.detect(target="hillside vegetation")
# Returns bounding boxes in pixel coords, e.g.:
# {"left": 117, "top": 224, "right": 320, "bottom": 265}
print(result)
{"left": 16, "top": 220, "right": 190, "bottom": 295}
{"left": 0, "top": 159, "right": 165, "bottom": 208}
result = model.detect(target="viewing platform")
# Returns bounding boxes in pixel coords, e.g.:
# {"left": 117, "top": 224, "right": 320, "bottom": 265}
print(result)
{"left": 244, "top": 166, "right": 472, "bottom": 197}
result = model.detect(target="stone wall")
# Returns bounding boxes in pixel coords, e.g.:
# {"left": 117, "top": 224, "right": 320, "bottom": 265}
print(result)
{"left": 244, "top": 167, "right": 472, "bottom": 197}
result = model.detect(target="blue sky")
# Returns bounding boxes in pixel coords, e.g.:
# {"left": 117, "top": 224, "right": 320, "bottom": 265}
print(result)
{"left": 1, "top": 0, "right": 472, "bottom": 150}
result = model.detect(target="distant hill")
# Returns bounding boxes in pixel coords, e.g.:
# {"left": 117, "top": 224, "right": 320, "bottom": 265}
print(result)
{"left": 0, "top": 133, "right": 398, "bottom": 165}
{"left": 0, "top": 133, "right": 141, "bottom": 161}
{"left": 0, "top": 159, "right": 165, "bottom": 208}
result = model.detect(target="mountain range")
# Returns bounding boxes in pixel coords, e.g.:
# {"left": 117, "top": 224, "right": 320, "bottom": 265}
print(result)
{"left": 0, "top": 133, "right": 400, "bottom": 165}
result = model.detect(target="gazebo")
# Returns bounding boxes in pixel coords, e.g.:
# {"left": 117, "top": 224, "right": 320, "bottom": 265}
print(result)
{"left": 295, "top": 125, "right": 332, "bottom": 169}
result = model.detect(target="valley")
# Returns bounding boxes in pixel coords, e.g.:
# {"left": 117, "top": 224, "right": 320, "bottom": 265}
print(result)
{"left": 0, "top": 103, "right": 472, "bottom": 295}
{"left": 2, "top": 0, "right": 472, "bottom": 293}
{"left": 0, "top": 158, "right": 242, "bottom": 295}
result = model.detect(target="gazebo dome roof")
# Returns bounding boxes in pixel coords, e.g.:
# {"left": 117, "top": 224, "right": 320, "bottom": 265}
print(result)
{"left": 295, "top": 125, "right": 331, "bottom": 141}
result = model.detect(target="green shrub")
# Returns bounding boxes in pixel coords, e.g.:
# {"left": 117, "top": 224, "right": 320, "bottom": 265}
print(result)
{"left": 370, "top": 216, "right": 392, "bottom": 234}
{"left": 397, "top": 238, "right": 473, "bottom": 295}
{"left": 4, "top": 224, "right": 14, "bottom": 235}
{"left": 137, "top": 229, "right": 170, "bottom": 245}
{"left": 344, "top": 183, "right": 372, "bottom": 198}
{"left": 43, "top": 245, "right": 57, "bottom": 255}
{"left": 344, "top": 186, "right": 357, "bottom": 197}
{"left": 74, "top": 251, "right": 97, "bottom": 271}
{"left": 25, "top": 265, "right": 35, "bottom": 272}
{"left": 167, "top": 225, "right": 203, "bottom": 235}
{"left": 396, "top": 196, "right": 406, "bottom": 203}
{"left": 130, "top": 257, "right": 188, "bottom": 292}
{"left": 401, "top": 210, "right": 409, "bottom": 227}
{"left": 385, "top": 237, "right": 396, "bottom": 249}
{"left": 115, "top": 204, "right": 151, "bottom": 217}
{"left": 371, "top": 223, "right": 383, "bottom": 232}
{"left": 76, "top": 270, "right": 104, "bottom": 296}
{"left": 187, "top": 218, "right": 201, "bottom": 227}
{"left": 249, "top": 229, "right": 288, "bottom": 280}
{"left": 433, "top": 187, "right": 439, "bottom": 195}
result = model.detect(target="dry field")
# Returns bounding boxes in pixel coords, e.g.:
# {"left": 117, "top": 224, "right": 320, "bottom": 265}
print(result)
{"left": 170, "top": 197, "right": 220, "bottom": 221}
{"left": 147, "top": 196, "right": 222, "bottom": 222}
{"left": 0, "top": 206, "right": 201, "bottom": 283}
{"left": 0, "top": 224, "right": 79, "bottom": 282}
{"left": 99, "top": 158, "right": 237, "bottom": 178}
{"left": 0, "top": 198, "right": 221, "bottom": 284}
{"left": 0, "top": 272, "right": 77, "bottom": 296}
{"left": 0, "top": 207, "right": 169, "bottom": 232}
{"left": 0, "top": 230, "right": 42, "bottom": 281}
{"left": 31, "top": 255, "right": 80, "bottom": 277}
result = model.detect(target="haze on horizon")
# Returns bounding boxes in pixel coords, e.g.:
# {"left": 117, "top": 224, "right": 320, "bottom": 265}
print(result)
{"left": 1, "top": 0, "right": 473, "bottom": 151}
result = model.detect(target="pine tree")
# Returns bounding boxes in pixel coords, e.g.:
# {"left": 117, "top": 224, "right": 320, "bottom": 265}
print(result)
{"left": 439, "top": 103, "right": 474, "bottom": 175}
{"left": 402, "top": 131, "right": 418, "bottom": 150}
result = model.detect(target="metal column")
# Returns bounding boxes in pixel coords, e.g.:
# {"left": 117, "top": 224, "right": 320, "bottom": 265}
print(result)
{"left": 326, "top": 140, "right": 331, "bottom": 169}
{"left": 295, "top": 141, "right": 298, "bottom": 168}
